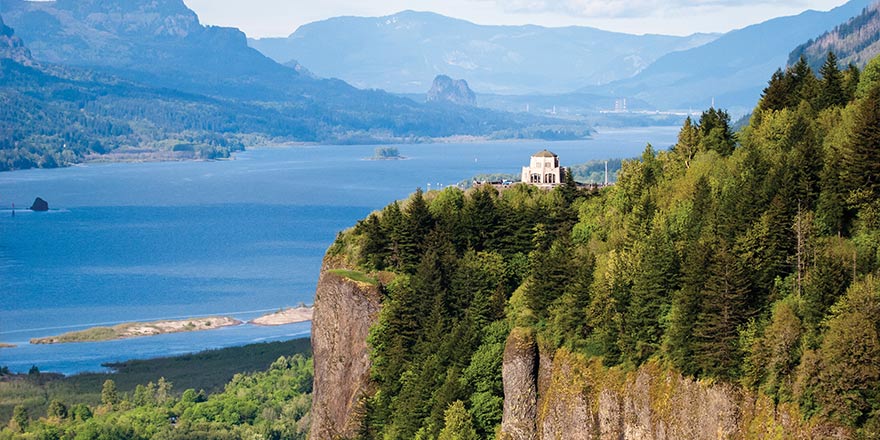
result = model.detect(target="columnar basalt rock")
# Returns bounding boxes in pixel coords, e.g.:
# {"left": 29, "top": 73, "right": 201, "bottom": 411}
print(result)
{"left": 309, "top": 259, "right": 383, "bottom": 440}
{"left": 500, "top": 327, "right": 538, "bottom": 440}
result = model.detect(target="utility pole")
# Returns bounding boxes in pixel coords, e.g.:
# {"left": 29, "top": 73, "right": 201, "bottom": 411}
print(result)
{"left": 604, "top": 161, "right": 609, "bottom": 186}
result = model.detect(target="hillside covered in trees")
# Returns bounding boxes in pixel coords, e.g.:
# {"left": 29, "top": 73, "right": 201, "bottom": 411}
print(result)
{"left": 325, "top": 52, "right": 880, "bottom": 439}
{"left": 0, "top": 0, "right": 584, "bottom": 172}
{"left": 2, "top": 52, "right": 878, "bottom": 440}
{"left": 790, "top": 2, "right": 880, "bottom": 71}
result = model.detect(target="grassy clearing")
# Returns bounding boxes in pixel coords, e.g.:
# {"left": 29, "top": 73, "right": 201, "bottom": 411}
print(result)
{"left": 0, "top": 338, "right": 311, "bottom": 423}
{"left": 328, "top": 268, "right": 379, "bottom": 286}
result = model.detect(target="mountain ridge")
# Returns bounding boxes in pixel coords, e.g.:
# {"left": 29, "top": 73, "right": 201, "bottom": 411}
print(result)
{"left": 789, "top": 1, "right": 880, "bottom": 70}
{"left": 588, "top": 0, "right": 875, "bottom": 111}
{"left": 249, "top": 10, "right": 719, "bottom": 94}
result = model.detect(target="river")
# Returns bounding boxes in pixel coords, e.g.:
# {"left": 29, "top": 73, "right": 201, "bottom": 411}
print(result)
{"left": 0, "top": 127, "right": 679, "bottom": 374}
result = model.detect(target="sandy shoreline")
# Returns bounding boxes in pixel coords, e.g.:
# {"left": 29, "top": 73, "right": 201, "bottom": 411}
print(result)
{"left": 251, "top": 306, "right": 314, "bottom": 326}
{"left": 30, "top": 316, "right": 241, "bottom": 345}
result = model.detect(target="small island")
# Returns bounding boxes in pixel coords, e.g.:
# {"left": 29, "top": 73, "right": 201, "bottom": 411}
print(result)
{"left": 0, "top": 343, "right": 16, "bottom": 349}
{"left": 251, "top": 306, "right": 314, "bottom": 326}
{"left": 30, "top": 316, "right": 241, "bottom": 345}
{"left": 370, "top": 146, "right": 405, "bottom": 160}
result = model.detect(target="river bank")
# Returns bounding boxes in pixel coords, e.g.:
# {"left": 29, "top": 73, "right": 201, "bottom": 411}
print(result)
{"left": 30, "top": 317, "right": 241, "bottom": 345}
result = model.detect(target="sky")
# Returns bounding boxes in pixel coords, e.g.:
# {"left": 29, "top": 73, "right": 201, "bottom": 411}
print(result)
{"left": 183, "top": 0, "right": 850, "bottom": 38}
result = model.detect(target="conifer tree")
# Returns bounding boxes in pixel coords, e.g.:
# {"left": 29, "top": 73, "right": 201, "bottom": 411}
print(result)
{"left": 698, "top": 108, "right": 736, "bottom": 156}
{"left": 101, "top": 379, "right": 119, "bottom": 408}
{"left": 693, "top": 244, "right": 752, "bottom": 379}
{"left": 438, "top": 401, "right": 479, "bottom": 440}
{"left": 818, "top": 52, "right": 846, "bottom": 110}
{"left": 673, "top": 116, "right": 701, "bottom": 168}
{"left": 760, "top": 68, "right": 791, "bottom": 112}
{"left": 624, "top": 227, "right": 679, "bottom": 364}
{"left": 841, "top": 86, "right": 880, "bottom": 200}
{"left": 399, "top": 189, "right": 434, "bottom": 272}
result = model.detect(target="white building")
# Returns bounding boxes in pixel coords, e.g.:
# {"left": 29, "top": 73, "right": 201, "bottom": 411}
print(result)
{"left": 521, "top": 150, "right": 565, "bottom": 188}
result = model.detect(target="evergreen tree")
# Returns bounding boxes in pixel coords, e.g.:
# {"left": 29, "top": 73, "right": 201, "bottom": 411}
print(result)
{"left": 760, "top": 68, "right": 791, "bottom": 112}
{"left": 818, "top": 52, "right": 846, "bottom": 110}
{"left": 698, "top": 108, "right": 736, "bottom": 156}
{"left": 788, "top": 56, "right": 819, "bottom": 107}
{"left": 437, "top": 401, "right": 479, "bottom": 440}
{"left": 462, "top": 186, "right": 499, "bottom": 252}
{"left": 101, "top": 379, "right": 119, "bottom": 408}
{"left": 624, "top": 227, "right": 679, "bottom": 364}
{"left": 693, "top": 244, "right": 752, "bottom": 379}
{"left": 841, "top": 86, "right": 880, "bottom": 200}
{"left": 843, "top": 63, "right": 861, "bottom": 102}
{"left": 10, "top": 405, "right": 28, "bottom": 433}
{"left": 399, "top": 189, "right": 435, "bottom": 272}
{"left": 673, "top": 116, "right": 701, "bottom": 168}
{"left": 525, "top": 237, "right": 575, "bottom": 319}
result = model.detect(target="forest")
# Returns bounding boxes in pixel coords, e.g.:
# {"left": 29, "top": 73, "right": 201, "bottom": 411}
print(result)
{"left": 328, "top": 52, "right": 880, "bottom": 439}
{"left": 2, "top": 52, "right": 879, "bottom": 439}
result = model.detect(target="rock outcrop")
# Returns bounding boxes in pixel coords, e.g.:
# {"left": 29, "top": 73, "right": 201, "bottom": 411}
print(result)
{"left": 0, "top": 15, "right": 33, "bottom": 65}
{"left": 501, "top": 328, "right": 538, "bottom": 440}
{"left": 427, "top": 74, "right": 476, "bottom": 106}
{"left": 499, "top": 337, "right": 851, "bottom": 440}
{"left": 310, "top": 258, "right": 383, "bottom": 440}
{"left": 29, "top": 197, "right": 48, "bottom": 211}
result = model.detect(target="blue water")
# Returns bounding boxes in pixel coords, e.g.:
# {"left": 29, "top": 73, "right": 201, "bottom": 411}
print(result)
{"left": 0, "top": 127, "right": 678, "bottom": 374}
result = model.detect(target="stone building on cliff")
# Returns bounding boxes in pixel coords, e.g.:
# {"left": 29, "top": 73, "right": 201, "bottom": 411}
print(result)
{"left": 521, "top": 149, "right": 566, "bottom": 188}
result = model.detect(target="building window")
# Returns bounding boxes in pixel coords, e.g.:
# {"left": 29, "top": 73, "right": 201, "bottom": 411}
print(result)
{"left": 545, "top": 173, "right": 556, "bottom": 184}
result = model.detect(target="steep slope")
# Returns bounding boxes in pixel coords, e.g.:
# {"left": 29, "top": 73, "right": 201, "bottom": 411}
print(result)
{"left": 593, "top": 0, "right": 874, "bottom": 111}
{"left": 249, "top": 10, "right": 718, "bottom": 94}
{"left": 0, "top": 0, "right": 293, "bottom": 100}
{"left": 0, "top": 15, "right": 32, "bottom": 65}
{"left": 790, "top": 1, "right": 880, "bottom": 70}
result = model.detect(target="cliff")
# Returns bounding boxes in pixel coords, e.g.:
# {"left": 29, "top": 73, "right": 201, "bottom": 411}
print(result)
{"left": 499, "top": 328, "right": 851, "bottom": 440}
{"left": 427, "top": 74, "right": 477, "bottom": 106}
{"left": 310, "top": 258, "right": 383, "bottom": 440}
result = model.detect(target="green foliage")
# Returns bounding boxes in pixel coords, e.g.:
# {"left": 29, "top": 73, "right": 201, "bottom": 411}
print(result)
{"left": 0, "top": 339, "right": 311, "bottom": 426}
{"left": 0, "top": 354, "right": 314, "bottom": 440}
{"left": 345, "top": 56, "right": 880, "bottom": 436}
{"left": 437, "top": 401, "right": 479, "bottom": 440}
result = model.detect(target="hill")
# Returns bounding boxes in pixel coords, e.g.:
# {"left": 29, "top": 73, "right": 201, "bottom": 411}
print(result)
{"left": 249, "top": 10, "right": 718, "bottom": 94}
{"left": 590, "top": 0, "right": 874, "bottom": 112}
{"left": 790, "top": 1, "right": 880, "bottom": 70}
{"left": 0, "top": 0, "right": 585, "bottom": 171}
{"left": 311, "top": 54, "right": 880, "bottom": 438}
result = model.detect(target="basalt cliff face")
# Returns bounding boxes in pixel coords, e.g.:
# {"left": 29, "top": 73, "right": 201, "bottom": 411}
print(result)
{"left": 499, "top": 328, "right": 850, "bottom": 440}
{"left": 310, "top": 258, "right": 383, "bottom": 440}
{"left": 309, "top": 266, "right": 850, "bottom": 440}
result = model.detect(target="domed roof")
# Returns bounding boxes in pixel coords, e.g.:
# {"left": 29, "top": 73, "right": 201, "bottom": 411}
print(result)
{"left": 532, "top": 150, "right": 557, "bottom": 158}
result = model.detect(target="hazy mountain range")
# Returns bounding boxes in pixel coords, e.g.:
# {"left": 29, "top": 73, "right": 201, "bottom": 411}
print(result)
{"left": 591, "top": 0, "right": 876, "bottom": 112}
{"left": 250, "top": 11, "right": 718, "bottom": 95}
{"left": 0, "top": 0, "right": 584, "bottom": 171}
{"left": 251, "top": 1, "right": 876, "bottom": 113}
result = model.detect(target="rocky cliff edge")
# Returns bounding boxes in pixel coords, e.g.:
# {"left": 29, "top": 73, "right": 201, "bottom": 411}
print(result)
{"left": 310, "top": 258, "right": 383, "bottom": 440}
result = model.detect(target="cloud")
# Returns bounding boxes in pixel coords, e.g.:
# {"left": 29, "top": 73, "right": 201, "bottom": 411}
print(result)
{"left": 480, "top": 0, "right": 817, "bottom": 18}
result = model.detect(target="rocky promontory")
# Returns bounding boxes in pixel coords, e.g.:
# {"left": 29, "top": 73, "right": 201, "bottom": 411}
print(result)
{"left": 310, "top": 259, "right": 383, "bottom": 440}
{"left": 427, "top": 74, "right": 477, "bottom": 106}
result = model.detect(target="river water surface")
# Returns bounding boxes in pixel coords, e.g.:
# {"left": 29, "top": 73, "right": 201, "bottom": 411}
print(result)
{"left": 0, "top": 127, "right": 678, "bottom": 374}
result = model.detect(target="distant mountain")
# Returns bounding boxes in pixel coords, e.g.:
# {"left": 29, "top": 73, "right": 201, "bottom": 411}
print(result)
{"left": 0, "top": 0, "right": 588, "bottom": 171}
{"left": 590, "top": 0, "right": 874, "bottom": 112}
{"left": 0, "top": 14, "right": 32, "bottom": 65}
{"left": 427, "top": 75, "right": 475, "bottom": 106}
{"left": 249, "top": 10, "right": 718, "bottom": 94}
{"left": 0, "top": 0, "right": 306, "bottom": 99}
{"left": 789, "top": 1, "right": 880, "bottom": 70}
